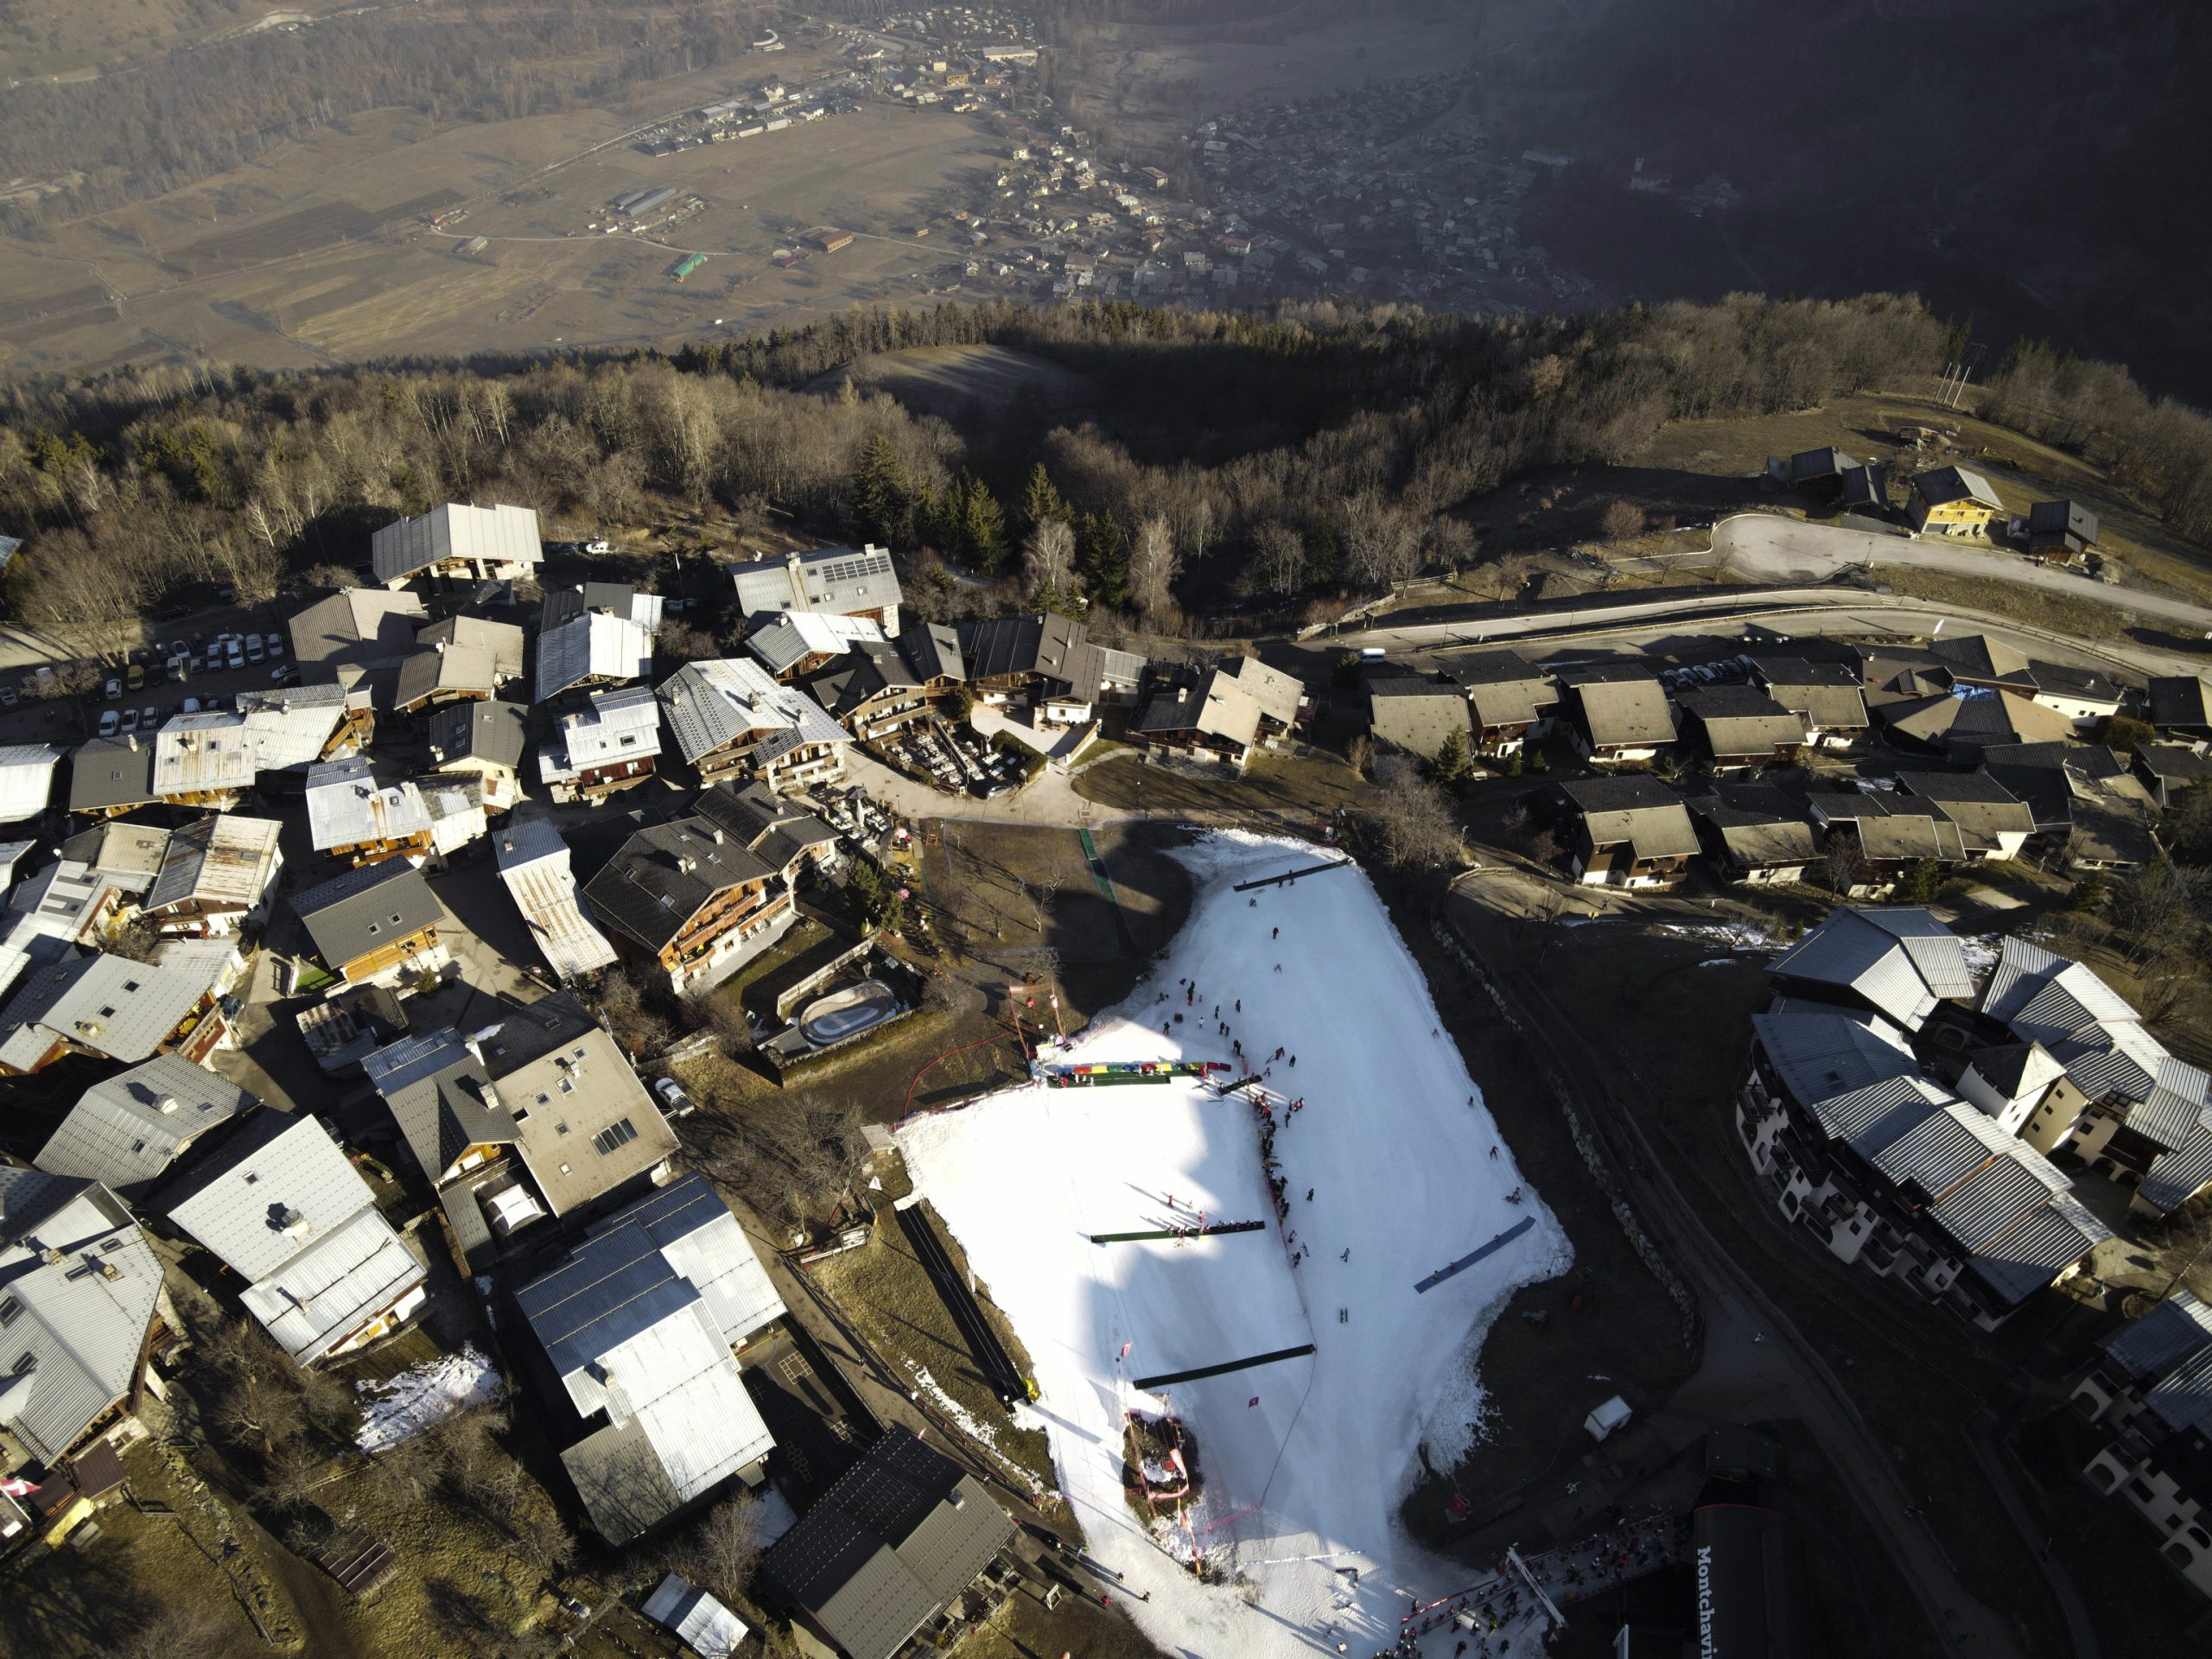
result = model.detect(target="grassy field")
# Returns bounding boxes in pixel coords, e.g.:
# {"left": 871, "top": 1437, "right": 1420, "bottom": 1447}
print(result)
{"left": 807, "top": 1206, "right": 1058, "bottom": 1492}
{"left": 0, "top": 49, "right": 1002, "bottom": 374}
{"left": 808, "top": 343, "right": 1100, "bottom": 424}
{"left": 1074, "top": 748, "right": 1367, "bottom": 823}
{"left": 0, "top": 0, "right": 357, "bottom": 82}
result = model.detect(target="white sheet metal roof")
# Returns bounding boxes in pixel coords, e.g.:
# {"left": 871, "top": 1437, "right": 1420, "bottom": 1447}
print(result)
{"left": 494, "top": 817, "right": 620, "bottom": 980}
{"left": 729, "top": 544, "right": 900, "bottom": 622}
{"left": 307, "top": 757, "right": 433, "bottom": 851}
{"left": 153, "top": 712, "right": 257, "bottom": 799}
{"left": 0, "top": 745, "right": 62, "bottom": 824}
{"left": 543, "top": 685, "right": 664, "bottom": 781}
{"left": 160, "top": 1111, "right": 426, "bottom": 1362}
{"left": 0, "top": 953, "right": 211, "bottom": 1071}
{"left": 536, "top": 612, "right": 658, "bottom": 702}
{"left": 518, "top": 1173, "right": 777, "bottom": 1524}
{"left": 0, "top": 1171, "right": 162, "bottom": 1464}
{"left": 372, "top": 503, "right": 542, "bottom": 585}
{"left": 422, "top": 777, "right": 487, "bottom": 858}
{"left": 746, "top": 611, "right": 885, "bottom": 677}
{"left": 643, "top": 1575, "right": 749, "bottom": 1658}
{"left": 35, "top": 1053, "right": 256, "bottom": 1197}
{"left": 237, "top": 683, "right": 353, "bottom": 772}
{"left": 659, "top": 658, "right": 850, "bottom": 766}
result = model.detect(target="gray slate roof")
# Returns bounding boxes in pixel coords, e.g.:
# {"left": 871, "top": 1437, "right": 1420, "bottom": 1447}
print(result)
{"left": 0, "top": 1170, "right": 162, "bottom": 1465}
{"left": 1565, "top": 674, "right": 1675, "bottom": 750}
{"left": 0, "top": 954, "right": 212, "bottom": 1071}
{"left": 1678, "top": 684, "right": 1804, "bottom": 757}
{"left": 763, "top": 1425, "right": 1014, "bottom": 1659}
{"left": 67, "top": 737, "right": 157, "bottom": 814}
{"left": 361, "top": 1027, "right": 512, "bottom": 1185}
{"left": 292, "top": 859, "right": 445, "bottom": 971}
{"left": 1559, "top": 775, "right": 1699, "bottom": 860}
{"left": 35, "top": 1054, "right": 255, "bottom": 1198}
{"left": 1367, "top": 684, "right": 1471, "bottom": 756}
{"left": 427, "top": 699, "right": 529, "bottom": 772}
{"left": 584, "top": 812, "right": 776, "bottom": 954}
{"left": 1746, "top": 658, "right": 1869, "bottom": 731}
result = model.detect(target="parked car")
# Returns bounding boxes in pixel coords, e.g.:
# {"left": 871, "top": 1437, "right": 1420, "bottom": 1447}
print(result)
{"left": 0, "top": 686, "right": 15, "bottom": 709}
{"left": 247, "top": 638, "right": 265, "bottom": 663}
{"left": 103, "top": 677, "right": 123, "bottom": 701}
{"left": 181, "top": 697, "right": 201, "bottom": 715}
{"left": 272, "top": 666, "right": 299, "bottom": 685}
{"left": 226, "top": 646, "right": 245, "bottom": 671}
{"left": 583, "top": 538, "right": 612, "bottom": 555}
{"left": 119, "top": 708, "right": 141, "bottom": 735}
{"left": 264, "top": 633, "right": 283, "bottom": 656}
{"left": 141, "top": 705, "right": 157, "bottom": 728}
{"left": 652, "top": 1077, "right": 697, "bottom": 1117}
{"left": 97, "top": 709, "right": 121, "bottom": 737}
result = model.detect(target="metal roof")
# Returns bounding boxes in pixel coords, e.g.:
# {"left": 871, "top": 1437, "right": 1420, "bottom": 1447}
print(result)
{"left": 518, "top": 1173, "right": 776, "bottom": 1539}
{"left": 2139, "top": 1109, "right": 2212, "bottom": 1216}
{"left": 1867, "top": 1103, "right": 2017, "bottom": 1199}
{"left": 763, "top": 1426, "right": 1014, "bottom": 1659}
{"left": 2149, "top": 676, "right": 2212, "bottom": 732}
{"left": 642, "top": 1574, "right": 748, "bottom": 1659}
{"left": 0, "top": 1171, "right": 162, "bottom": 1465}
{"left": 143, "top": 814, "right": 283, "bottom": 918}
{"left": 2101, "top": 1290, "right": 2212, "bottom": 1383}
{"left": 544, "top": 685, "right": 663, "bottom": 779}
{"left": 658, "top": 658, "right": 849, "bottom": 766}
{"left": 289, "top": 588, "right": 429, "bottom": 670}
{"left": 1765, "top": 907, "right": 1974, "bottom": 1030}
{"left": 494, "top": 817, "right": 620, "bottom": 980}
{"left": 362, "top": 1026, "right": 511, "bottom": 1179}
{"left": 1982, "top": 938, "right": 2139, "bottom": 1036}
{"left": 292, "top": 859, "right": 445, "bottom": 971}
{"left": 153, "top": 712, "right": 257, "bottom": 798}
{"left": 1751, "top": 1000, "right": 1921, "bottom": 1109}
{"left": 67, "top": 736, "right": 158, "bottom": 813}
{"left": 427, "top": 699, "right": 528, "bottom": 772}
{"left": 307, "top": 757, "right": 432, "bottom": 852}
{"left": 747, "top": 611, "right": 886, "bottom": 677}
{"left": 236, "top": 683, "right": 354, "bottom": 772}
{"left": 730, "top": 544, "right": 901, "bottom": 622}
{"left": 0, "top": 746, "right": 62, "bottom": 825}
{"left": 2145, "top": 1346, "right": 2212, "bottom": 1438}
{"left": 158, "top": 1111, "right": 426, "bottom": 1362}
{"left": 34, "top": 1055, "right": 253, "bottom": 1197}
{"left": 371, "top": 503, "right": 542, "bottom": 585}
{"left": 1929, "top": 1146, "right": 2069, "bottom": 1252}
{"left": 1962, "top": 1190, "right": 2109, "bottom": 1311}
{"left": 1803, "top": 1073, "right": 1951, "bottom": 1156}
{"left": 0, "top": 953, "right": 212, "bottom": 1070}
{"left": 536, "top": 611, "right": 658, "bottom": 702}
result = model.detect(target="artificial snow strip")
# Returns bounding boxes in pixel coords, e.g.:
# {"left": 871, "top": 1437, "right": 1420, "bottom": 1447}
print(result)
{"left": 898, "top": 833, "right": 1573, "bottom": 1659}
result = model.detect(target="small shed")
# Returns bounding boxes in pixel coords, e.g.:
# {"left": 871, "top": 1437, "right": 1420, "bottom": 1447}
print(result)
{"left": 1583, "top": 1395, "right": 1632, "bottom": 1441}
{"left": 642, "top": 1573, "right": 749, "bottom": 1657}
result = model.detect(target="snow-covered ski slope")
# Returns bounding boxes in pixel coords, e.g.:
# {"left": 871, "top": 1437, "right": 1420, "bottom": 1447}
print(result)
{"left": 898, "top": 833, "right": 1572, "bottom": 1659}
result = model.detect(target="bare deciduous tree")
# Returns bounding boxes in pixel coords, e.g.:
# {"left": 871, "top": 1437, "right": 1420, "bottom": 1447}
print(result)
{"left": 1363, "top": 772, "right": 1460, "bottom": 870}
{"left": 1022, "top": 517, "right": 1078, "bottom": 604}
{"left": 1128, "top": 513, "right": 1180, "bottom": 618}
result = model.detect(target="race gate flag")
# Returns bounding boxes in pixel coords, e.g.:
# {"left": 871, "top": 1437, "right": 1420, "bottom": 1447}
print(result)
{"left": 1119, "top": 1341, "right": 1133, "bottom": 1360}
{"left": 1248, "top": 1396, "right": 1260, "bottom": 1408}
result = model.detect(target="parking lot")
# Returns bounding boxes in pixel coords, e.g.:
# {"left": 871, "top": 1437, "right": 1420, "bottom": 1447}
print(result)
{"left": 0, "top": 608, "right": 299, "bottom": 747}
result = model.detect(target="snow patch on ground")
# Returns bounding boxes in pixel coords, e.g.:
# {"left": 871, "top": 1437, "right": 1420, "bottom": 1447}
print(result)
{"left": 1657, "top": 919, "right": 1779, "bottom": 952}
{"left": 904, "top": 1359, "right": 1049, "bottom": 1497}
{"left": 897, "top": 833, "right": 1572, "bottom": 1659}
{"left": 354, "top": 1344, "right": 503, "bottom": 1453}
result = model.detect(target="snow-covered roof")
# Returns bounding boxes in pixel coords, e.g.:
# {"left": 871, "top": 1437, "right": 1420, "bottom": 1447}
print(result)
{"left": 0, "top": 745, "right": 63, "bottom": 825}
{"left": 494, "top": 817, "right": 620, "bottom": 981}
{"left": 306, "top": 757, "right": 432, "bottom": 852}
{"left": 153, "top": 712, "right": 257, "bottom": 799}
{"left": 159, "top": 1111, "right": 426, "bottom": 1363}
{"left": 658, "top": 658, "right": 849, "bottom": 765}
{"left": 642, "top": 1576, "right": 749, "bottom": 1658}
{"left": 371, "top": 503, "right": 542, "bottom": 585}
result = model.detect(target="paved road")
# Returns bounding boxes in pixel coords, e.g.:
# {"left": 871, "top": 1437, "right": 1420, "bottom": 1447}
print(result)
{"left": 1342, "top": 588, "right": 2212, "bottom": 683}
{"left": 1444, "top": 874, "right": 2037, "bottom": 1659}
{"left": 1713, "top": 512, "right": 2212, "bottom": 635}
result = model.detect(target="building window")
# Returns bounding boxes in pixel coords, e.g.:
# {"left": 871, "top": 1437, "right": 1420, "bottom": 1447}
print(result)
{"left": 0, "top": 1296, "right": 21, "bottom": 1328}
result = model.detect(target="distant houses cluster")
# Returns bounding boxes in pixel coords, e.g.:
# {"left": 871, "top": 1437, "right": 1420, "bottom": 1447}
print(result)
{"left": 1768, "top": 443, "right": 2102, "bottom": 560}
